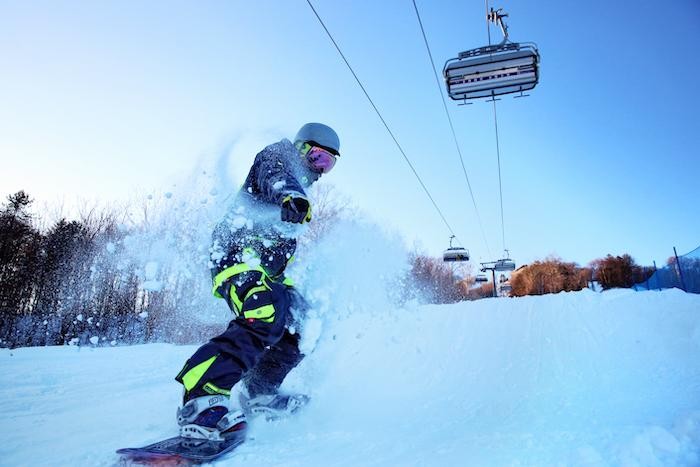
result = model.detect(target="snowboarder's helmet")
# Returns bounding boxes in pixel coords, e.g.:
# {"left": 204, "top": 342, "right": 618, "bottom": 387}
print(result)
{"left": 294, "top": 123, "right": 340, "bottom": 155}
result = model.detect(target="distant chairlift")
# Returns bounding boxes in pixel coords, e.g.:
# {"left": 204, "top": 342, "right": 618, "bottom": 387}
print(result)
{"left": 475, "top": 274, "right": 489, "bottom": 283}
{"left": 443, "top": 7, "right": 540, "bottom": 102}
{"left": 443, "top": 236, "right": 470, "bottom": 262}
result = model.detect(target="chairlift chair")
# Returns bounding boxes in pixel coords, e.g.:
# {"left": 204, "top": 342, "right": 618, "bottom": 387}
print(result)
{"left": 494, "top": 258, "right": 516, "bottom": 272}
{"left": 444, "top": 248, "right": 470, "bottom": 262}
{"left": 475, "top": 274, "right": 488, "bottom": 283}
{"left": 494, "top": 249, "right": 516, "bottom": 272}
{"left": 443, "top": 8, "right": 540, "bottom": 102}
{"left": 443, "top": 236, "right": 470, "bottom": 262}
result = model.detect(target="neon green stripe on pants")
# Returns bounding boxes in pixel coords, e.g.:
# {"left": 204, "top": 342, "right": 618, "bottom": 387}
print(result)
{"left": 181, "top": 355, "right": 217, "bottom": 392}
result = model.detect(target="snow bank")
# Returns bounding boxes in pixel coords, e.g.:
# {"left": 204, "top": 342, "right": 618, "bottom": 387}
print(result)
{"left": 2, "top": 288, "right": 699, "bottom": 466}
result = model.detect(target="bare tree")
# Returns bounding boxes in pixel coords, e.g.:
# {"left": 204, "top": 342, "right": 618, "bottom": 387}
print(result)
{"left": 300, "top": 183, "right": 357, "bottom": 246}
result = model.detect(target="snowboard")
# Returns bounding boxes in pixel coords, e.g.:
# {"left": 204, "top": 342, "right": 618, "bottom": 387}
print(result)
{"left": 117, "top": 430, "right": 246, "bottom": 465}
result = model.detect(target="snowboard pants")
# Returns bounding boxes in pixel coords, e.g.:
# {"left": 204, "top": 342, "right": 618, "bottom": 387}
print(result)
{"left": 175, "top": 241, "right": 304, "bottom": 402}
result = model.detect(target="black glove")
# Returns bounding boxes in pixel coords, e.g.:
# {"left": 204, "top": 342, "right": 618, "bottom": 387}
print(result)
{"left": 281, "top": 195, "right": 312, "bottom": 224}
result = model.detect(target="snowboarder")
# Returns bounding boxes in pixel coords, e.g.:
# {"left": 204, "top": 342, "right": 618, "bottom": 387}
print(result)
{"left": 174, "top": 123, "right": 341, "bottom": 440}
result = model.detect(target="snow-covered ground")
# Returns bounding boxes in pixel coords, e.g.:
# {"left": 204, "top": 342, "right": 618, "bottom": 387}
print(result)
{"left": 2, "top": 288, "right": 700, "bottom": 466}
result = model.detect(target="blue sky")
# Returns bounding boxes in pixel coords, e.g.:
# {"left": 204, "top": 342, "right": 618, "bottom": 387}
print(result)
{"left": 1, "top": 0, "right": 698, "bottom": 267}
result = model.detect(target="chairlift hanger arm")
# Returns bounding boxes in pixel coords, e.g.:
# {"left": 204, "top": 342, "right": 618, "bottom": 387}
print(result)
{"left": 487, "top": 7, "right": 509, "bottom": 43}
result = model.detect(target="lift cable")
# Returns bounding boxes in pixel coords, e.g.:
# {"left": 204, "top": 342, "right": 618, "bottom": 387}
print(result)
{"left": 411, "top": 0, "right": 492, "bottom": 257}
{"left": 491, "top": 95, "right": 506, "bottom": 253}
{"left": 305, "top": 0, "right": 461, "bottom": 242}
{"left": 484, "top": 0, "right": 508, "bottom": 252}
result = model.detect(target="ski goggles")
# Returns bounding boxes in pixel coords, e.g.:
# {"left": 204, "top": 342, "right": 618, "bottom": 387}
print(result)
{"left": 301, "top": 142, "right": 339, "bottom": 174}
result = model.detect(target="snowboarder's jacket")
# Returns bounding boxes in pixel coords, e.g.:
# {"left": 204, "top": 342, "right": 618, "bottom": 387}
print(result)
{"left": 175, "top": 139, "right": 311, "bottom": 401}
{"left": 211, "top": 138, "right": 314, "bottom": 287}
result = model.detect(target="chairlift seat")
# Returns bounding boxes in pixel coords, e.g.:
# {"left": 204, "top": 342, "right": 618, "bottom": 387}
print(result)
{"left": 443, "top": 247, "right": 470, "bottom": 262}
{"left": 494, "top": 259, "right": 516, "bottom": 271}
{"left": 475, "top": 274, "right": 488, "bottom": 283}
{"left": 444, "top": 43, "right": 539, "bottom": 101}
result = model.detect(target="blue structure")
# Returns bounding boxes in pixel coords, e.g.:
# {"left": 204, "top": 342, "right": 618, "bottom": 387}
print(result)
{"left": 633, "top": 246, "right": 700, "bottom": 294}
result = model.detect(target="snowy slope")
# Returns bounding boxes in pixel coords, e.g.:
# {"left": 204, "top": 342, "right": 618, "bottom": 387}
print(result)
{"left": 2, "top": 288, "right": 700, "bottom": 467}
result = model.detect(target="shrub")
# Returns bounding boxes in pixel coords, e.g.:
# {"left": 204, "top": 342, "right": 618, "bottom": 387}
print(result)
{"left": 510, "top": 257, "right": 590, "bottom": 297}
{"left": 591, "top": 254, "right": 652, "bottom": 290}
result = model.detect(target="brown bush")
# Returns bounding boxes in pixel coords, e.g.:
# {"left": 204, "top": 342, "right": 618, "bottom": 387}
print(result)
{"left": 510, "top": 257, "right": 590, "bottom": 297}
{"left": 591, "top": 254, "right": 652, "bottom": 290}
{"left": 469, "top": 282, "right": 496, "bottom": 299}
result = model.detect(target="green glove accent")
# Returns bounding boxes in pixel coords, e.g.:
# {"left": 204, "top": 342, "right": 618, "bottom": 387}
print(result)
{"left": 281, "top": 195, "right": 312, "bottom": 224}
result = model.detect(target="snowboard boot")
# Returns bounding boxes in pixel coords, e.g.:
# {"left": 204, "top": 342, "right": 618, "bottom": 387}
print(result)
{"left": 242, "top": 393, "right": 310, "bottom": 421}
{"left": 177, "top": 395, "right": 247, "bottom": 440}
